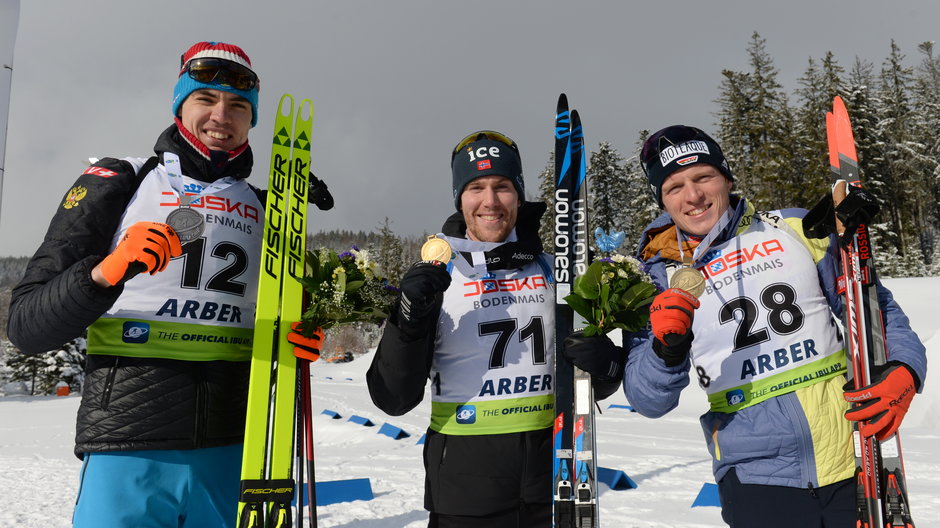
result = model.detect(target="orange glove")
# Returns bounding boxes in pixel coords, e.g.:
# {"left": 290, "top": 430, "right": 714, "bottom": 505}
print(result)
{"left": 844, "top": 363, "right": 917, "bottom": 441}
{"left": 649, "top": 288, "right": 700, "bottom": 345}
{"left": 99, "top": 222, "right": 183, "bottom": 286}
{"left": 288, "top": 323, "right": 324, "bottom": 362}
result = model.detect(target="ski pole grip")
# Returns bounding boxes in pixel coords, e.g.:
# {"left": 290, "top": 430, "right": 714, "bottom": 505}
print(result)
{"left": 832, "top": 180, "right": 848, "bottom": 236}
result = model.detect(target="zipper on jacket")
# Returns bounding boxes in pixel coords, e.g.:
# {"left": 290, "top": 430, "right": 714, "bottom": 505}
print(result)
{"left": 100, "top": 357, "right": 119, "bottom": 410}
{"left": 782, "top": 392, "right": 817, "bottom": 487}
{"left": 193, "top": 363, "right": 208, "bottom": 447}
{"left": 807, "top": 482, "right": 817, "bottom": 497}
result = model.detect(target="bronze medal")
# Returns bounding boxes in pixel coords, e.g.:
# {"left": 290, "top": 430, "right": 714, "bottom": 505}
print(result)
{"left": 670, "top": 266, "right": 706, "bottom": 298}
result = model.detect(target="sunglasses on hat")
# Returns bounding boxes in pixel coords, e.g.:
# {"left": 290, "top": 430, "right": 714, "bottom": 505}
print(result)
{"left": 451, "top": 130, "right": 519, "bottom": 163}
{"left": 640, "top": 125, "right": 710, "bottom": 175}
{"left": 185, "top": 58, "right": 258, "bottom": 91}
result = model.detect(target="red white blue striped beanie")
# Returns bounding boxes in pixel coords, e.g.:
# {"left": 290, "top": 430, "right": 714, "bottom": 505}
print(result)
{"left": 171, "top": 41, "right": 259, "bottom": 127}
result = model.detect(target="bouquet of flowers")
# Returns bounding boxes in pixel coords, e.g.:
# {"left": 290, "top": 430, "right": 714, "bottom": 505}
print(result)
{"left": 563, "top": 253, "right": 658, "bottom": 337}
{"left": 295, "top": 246, "right": 398, "bottom": 335}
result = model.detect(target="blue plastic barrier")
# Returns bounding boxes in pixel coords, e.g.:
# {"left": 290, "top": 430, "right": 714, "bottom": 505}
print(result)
{"left": 321, "top": 409, "right": 342, "bottom": 419}
{"left": 607, "top": 404, "right": 635, "bottom": 412}
{"left": 597, "top": 466, "right": 637, "bottom": 490}
{"left": 347, "top": 415, "right": 375, "bottom": 427}
{"left": 417, "top": 434, "right": 426, "bottom": 445}
{"left": 691, "top": 482, "right": 720, "bottom": 507}
{"left": 294, "top": 478, "right": 375, "bottom": 506}
{"left": 377, "top": 423, "right": 411, "bottom": 440}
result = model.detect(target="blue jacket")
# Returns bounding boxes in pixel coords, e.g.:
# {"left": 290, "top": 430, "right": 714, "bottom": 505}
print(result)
{"left": 623, "top": 196, "right": 927, "bottom": 488}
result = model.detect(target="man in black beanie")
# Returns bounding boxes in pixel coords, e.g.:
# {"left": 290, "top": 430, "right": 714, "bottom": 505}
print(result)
{"left": 367, "top": 130, "right": 623, "bottom": 527}
{"left": 623, "top": 125, "right": 926, "bottom": 527}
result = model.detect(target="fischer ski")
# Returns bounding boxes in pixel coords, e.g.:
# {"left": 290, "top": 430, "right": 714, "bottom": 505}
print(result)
{"left": 237, "top": 94, "right": 314, "bottom": 528}
{"left": 552, "top": 93, "right": 598, "bottom": 527}
{"left": 826, "top": 96, "right": 915, "bottom": 528}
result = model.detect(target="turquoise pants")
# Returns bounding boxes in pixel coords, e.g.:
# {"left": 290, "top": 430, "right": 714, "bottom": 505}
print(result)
{"left": 73, "top": 444, "right": 242, "bottom": 528}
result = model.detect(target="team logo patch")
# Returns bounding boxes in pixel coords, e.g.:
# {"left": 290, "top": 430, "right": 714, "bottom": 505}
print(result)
{"left": 659, "top": 140, "right": 710, "bottom": 166}
{"left": 82, "top": 166, "right": 118, "bottom": 178}
{"left": 477, "top": 159, "right": 492, "bottom": 171}
{"left": 725, "top": 389, "right": 745, "bottom": 407}
{"left": 455, "top": 404, "right": 477, "bottom": 424}
{"left": 122, "top": 321, "right": 150, "bottom": 344}
{"left": 677, "top": 155, "right": 699, "bottom": 166}
{"left": 62, "top": 186, "right": 88, "bottom": 209}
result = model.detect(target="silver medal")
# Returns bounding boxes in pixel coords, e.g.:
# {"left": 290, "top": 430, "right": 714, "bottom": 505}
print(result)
{"left": 166, "top": 206, "right": 205, "bottom": 244}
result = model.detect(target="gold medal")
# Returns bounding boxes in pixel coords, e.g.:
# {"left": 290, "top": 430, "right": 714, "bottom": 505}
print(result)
{"left": 670, "top": 266, "right": 706, "bottom": 298}
{"left": 421, "top": 235, "right": 453, "bottom": 264}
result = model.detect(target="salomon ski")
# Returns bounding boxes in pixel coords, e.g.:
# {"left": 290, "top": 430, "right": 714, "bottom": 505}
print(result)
{"left": 826, "top": 96, "right": 915, "bottom": 528}
{"left": 552, "top": 93, "right": 597, "bottom": 527}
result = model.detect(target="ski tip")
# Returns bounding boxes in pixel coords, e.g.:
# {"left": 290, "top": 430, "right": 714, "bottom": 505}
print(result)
{"left": 832, "top": 99, "right": 858, "bottom": 162}
{"left": 556, "top": 94, "right": 570, "bottom": 117}
{"left": 832, "top": 95, "right": 848, "bottom": 116}
{"left": 825, "top": 111, "right": 839, "bottom": 171}
{"left": 277, "top": 93, "right": 294, "bottom": 117}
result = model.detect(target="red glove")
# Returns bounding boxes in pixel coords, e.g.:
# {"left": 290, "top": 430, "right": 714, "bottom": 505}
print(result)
{"left": 649, "top": 288, "right": 700, "bottom": 346}
{"left": 288, "top": 323, "right": 324, "bottom": 362}
{"left": 844, "top": 363, "right": 917, "bottom": 441}
{"left": 99, "top": 222, "right": 183, "bottom": 286}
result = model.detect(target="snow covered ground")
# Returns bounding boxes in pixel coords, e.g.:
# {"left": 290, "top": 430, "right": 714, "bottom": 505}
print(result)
{"left": 1, "top": 277, "right": 937, "bottom": 527}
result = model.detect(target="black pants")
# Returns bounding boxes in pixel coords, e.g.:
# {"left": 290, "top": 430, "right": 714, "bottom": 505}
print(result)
{"left": 423, "top": 428, "right": 552, "bottom": 523}
{"left": 428, "top": 503, "right": 552, "bottom": 528}
{"left": 718, "top": 468, "right": 855, "bottom": 527}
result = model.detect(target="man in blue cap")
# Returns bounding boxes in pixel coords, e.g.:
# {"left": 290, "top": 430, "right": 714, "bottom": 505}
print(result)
{"left": 9, "top": 41, "right": 331, "bottom": 527}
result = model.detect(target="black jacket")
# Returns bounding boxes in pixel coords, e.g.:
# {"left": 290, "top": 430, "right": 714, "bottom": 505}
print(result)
{"left": 8, "top": 124, "right": 256, "bottom": 457}
{"left": 367, "top": 202, "right": 601, "bottom": 515}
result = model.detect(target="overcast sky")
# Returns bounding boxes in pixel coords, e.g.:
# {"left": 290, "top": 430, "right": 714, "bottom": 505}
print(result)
{"left": 2, "top": 0, "right": 939, "bottom": 257}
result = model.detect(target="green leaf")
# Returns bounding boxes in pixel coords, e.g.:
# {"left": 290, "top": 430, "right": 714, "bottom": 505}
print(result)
{"left": 345, "top": 280, "right": 365, "bottom": 293}
{"left": 572, "top": 262, "right": 603, "bottom": 300}
{"left": 563, "top": 294, "right": 595, "bottom": 322}
{"left": 621, "top": 282, "right": 658, "bottom": 307}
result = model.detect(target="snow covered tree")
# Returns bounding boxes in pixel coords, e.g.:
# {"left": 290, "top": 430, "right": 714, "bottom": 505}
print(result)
{"left": 715, "top": 32, "right": 798, "bottom": 210}
{"left": 536, "top": 153, "right": 555, "bottom": 252}
{"left": 587, "top": 142, "right": 631, "bottom": 251}
{"left": 622, "top": 132, "right": 660, "bottom": 254}
{"left": 793, "top": 53, "right": 846, "bottom": 208}
{"left": 371, "top": 217, "right": 406, "bottom": 286}
{"left": 5, "top": 337, "right": 86, "bottom": 395}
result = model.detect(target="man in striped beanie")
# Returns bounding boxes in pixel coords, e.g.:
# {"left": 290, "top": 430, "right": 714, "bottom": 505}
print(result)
{"left": 172, "top": 41, "right": 260, "bottom": 128}
{"left": 9, "top": 41, "right": 329, "bottom": 528}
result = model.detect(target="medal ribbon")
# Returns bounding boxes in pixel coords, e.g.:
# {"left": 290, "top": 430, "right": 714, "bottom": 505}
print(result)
{"left": 163, "top": 152, "right": 239, "bottom": 205}
{"left": 676, "top": 207, "right": 735, "bottom": 268}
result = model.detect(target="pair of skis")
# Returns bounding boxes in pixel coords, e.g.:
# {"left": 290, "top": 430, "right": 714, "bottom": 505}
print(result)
{"left": 237, "top": 94, "right": 318, "bottom": 528}
{"left": 826, "top": 96, "right": 915, "bottom": 528}
{"left": 552, "top": 93, "right": 599, "bottom": 527}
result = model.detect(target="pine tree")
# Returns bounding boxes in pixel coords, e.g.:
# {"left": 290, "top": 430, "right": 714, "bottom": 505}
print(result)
{"left": 587, "top": 142, "right": 631, "bottom": 252}
{"left": 623, "top": 132, "right": 660, "bottom": 254}
{"left": 793, "top": 53, "right": 845, "bottom": 207}
{"left": 910, "top": 41, "right": 940, "bottom": 267}
{"left": 715, "top": 32, "right": 797, "bottom": 209}
{"left": 5, "top": 338, "right": 86, "bottom": 395}
{"left": 536, "top": 153, "right": 555, "bottom": 253}
{"left": 875, "top": 40, "right": 924, "bottom": 263}
{"left": 372, "top": 217, "right": 406, "bottom": 286}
